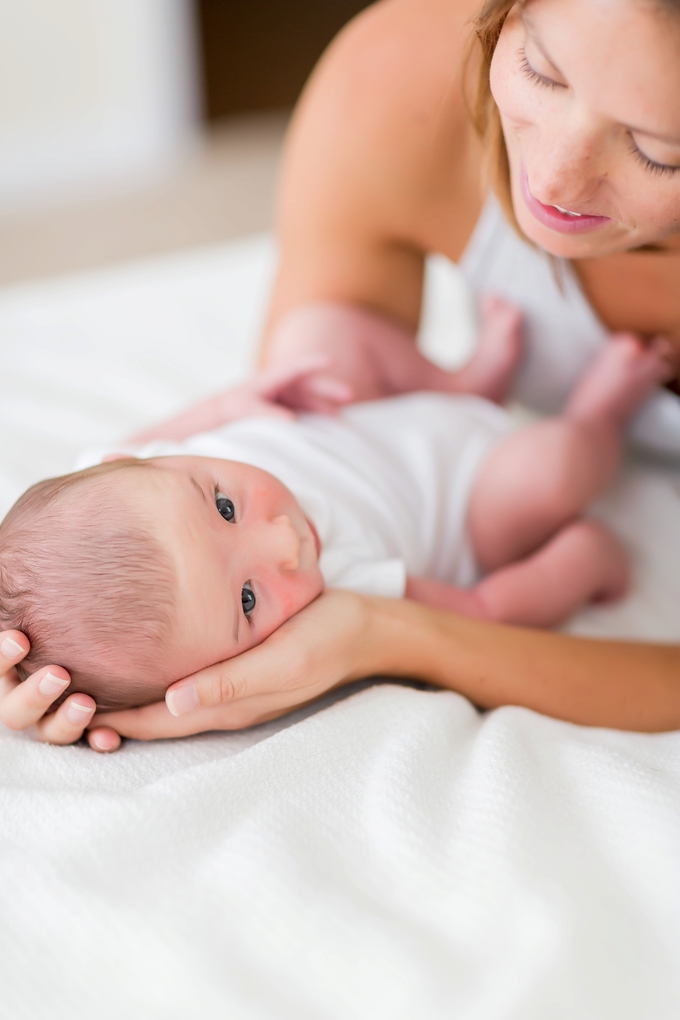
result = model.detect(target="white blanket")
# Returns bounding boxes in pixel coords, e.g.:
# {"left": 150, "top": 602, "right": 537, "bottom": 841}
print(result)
{"left": 1, "top": 239, "right": 680, "bottom": 1018}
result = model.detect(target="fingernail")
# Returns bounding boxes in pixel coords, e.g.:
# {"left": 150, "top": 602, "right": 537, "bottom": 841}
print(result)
{"left": 166, "top": 685, "right": 199, "bottom": 717}
{"left": 90, "top": 731, "right": 119, "bottom": 752}
{"left": 2, "top": 637, "right": 25, "bottom": 658}
{"left": 67, "top": 701, "right": 94, "bottom": 724}
{"left": 38, "top": 672, "right": 69, "bottom": 697}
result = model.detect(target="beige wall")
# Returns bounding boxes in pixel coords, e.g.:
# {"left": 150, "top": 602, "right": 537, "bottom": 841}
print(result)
{"left": 0, "top": 0, "right": 199, "bottom": 214}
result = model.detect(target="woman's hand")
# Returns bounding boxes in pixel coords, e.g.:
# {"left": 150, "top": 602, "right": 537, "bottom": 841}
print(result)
{"left": 0, "top": 630, "right": 121, "bottom": 752}
{"left": 92, "top": 589, "right": 378, "bottom": 741}
{"left": 0, "top": 592, "right": 384, "bottom": 752}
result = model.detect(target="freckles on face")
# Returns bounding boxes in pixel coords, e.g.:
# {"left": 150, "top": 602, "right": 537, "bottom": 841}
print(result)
{"left": 490, "top": 0, "right": 680, "bottom": 254}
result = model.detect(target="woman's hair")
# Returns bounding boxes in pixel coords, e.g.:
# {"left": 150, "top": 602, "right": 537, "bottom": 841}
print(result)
{"left": 469, "top": 0, "right": 680, "bottom": 235}
{"left": 469, "top": 0, "right": 522, "bottom": 232}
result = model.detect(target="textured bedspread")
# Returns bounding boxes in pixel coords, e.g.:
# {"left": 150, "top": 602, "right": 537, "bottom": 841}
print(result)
{"left": 1, "top": 238, "right": 679, "bottom": 1019}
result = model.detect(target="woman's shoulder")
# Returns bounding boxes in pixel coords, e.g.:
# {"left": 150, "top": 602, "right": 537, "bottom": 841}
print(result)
{"left": 317, "top": 0, "right": 479, "bottom": 98}
{"left": 282, "top": 0, "right": 484, "bottom": 255}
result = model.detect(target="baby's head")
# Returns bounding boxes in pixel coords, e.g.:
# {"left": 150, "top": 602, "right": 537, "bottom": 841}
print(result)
{"left": 0, "top": 456, "right": 324, "bottom": 711}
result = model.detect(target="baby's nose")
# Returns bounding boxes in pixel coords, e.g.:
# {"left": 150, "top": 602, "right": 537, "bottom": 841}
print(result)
{"left": 267, "top": 515, "right": 301, "bottom": 571}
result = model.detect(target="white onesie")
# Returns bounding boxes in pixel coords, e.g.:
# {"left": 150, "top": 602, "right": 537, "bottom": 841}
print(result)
{"left": 86, "top": 393, "right": 514, "bottom": 598}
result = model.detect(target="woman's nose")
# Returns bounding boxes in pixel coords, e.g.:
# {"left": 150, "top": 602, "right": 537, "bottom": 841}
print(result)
{"left": 262, "top": 515, "right": 301, "bottom": 571}
{"left": 526, "top": 116, "right": 605, "bottom": 208}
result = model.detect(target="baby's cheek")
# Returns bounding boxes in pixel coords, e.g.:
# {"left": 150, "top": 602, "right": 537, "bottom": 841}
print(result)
{"left": 274, "top": 573, "right": 323, "bottom": 622}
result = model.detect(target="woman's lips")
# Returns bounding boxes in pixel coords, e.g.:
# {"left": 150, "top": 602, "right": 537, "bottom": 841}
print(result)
{"left": 521, "top": 168, "right": 611, "bottom": 235}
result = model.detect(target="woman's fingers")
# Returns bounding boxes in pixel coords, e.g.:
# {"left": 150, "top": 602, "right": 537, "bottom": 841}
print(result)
{"left": 0, "top": 630, "right": 30, "bottom": 689}
{"left": 32, "top": 692, "right": 97, "bottom": 745}
{"left": 92, "top": 700, "right": 241, "bottom": 741}
{"left": 93, "top": 690, "right": 307, "bottom": 742}
{"left": 165, "top": 589, "right": 369, "bottom": 716}
{"left": 0, "top": 634, "right": 102, "bottom": 748}
{"left": 0, "top": 630, "right": 29, "bottom": 668}
{"left": 0, "top": 662, "right": 72, "bottom": 731}
{"left": 0, "top": 655, "right": 97, "bottom": 747}
{"left": 86, "top": 726, "right": 122, "bottom": 753}
{"left": 91, "top": 591, "right": 373, "bottom": 741}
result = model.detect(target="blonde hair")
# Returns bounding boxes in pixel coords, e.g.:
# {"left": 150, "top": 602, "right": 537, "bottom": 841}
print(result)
{"left": 468, "top": 0, "right": 520, "bottom": 232}
{"left": 468, "top": 0, "right": 680, "bottom": 238}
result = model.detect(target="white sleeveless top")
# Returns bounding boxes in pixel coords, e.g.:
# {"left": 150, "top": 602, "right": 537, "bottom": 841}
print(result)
{"left": 456, "top": 196, "right": 680, "bottom": 457}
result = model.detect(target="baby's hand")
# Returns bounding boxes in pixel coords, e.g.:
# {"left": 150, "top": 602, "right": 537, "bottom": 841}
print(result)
{"left": 0, "top": 630, "right": 120, "bottom": 752}
{"left": 129, "top": 357, "right": 353, "bottom": 444}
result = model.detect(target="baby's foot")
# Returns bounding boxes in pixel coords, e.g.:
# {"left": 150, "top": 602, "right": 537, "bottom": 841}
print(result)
{"left": 566, "top": 333, "right": 674, "bottom": 428}
{"left": 454, "top": 294, "right": 523, "bottom": 403}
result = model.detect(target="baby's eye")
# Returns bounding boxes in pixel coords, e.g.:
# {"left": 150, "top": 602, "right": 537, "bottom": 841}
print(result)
{"left": 216, "top": 491, "right": 235, "bottom": 522}
{"left": 241, "top": 583, "right": 256, "bottom": 616}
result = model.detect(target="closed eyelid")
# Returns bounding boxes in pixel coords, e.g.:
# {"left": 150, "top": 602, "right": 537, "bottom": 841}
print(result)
{"left": 520, "top": 14, "right": 565, "bottom": 81}
{"left": 519, "top": 49, "right": 560, "bottom": 91}
{"left": 629, "top": 139, "right": 680, "bottom": 176}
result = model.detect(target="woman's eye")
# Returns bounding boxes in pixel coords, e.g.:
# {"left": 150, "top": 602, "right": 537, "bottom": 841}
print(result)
{"left": 241, "top": 583, "right": 256, "bottom": 617}
{"left": 216, "top": 491, "right": 235, "bottom": 522}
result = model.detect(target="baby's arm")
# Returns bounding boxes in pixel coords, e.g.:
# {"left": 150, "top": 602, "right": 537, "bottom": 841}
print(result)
{"left": 265, "top": 295, "right": 522, "bottom": 405}
{"left": 132, "top": 296, "right": 523, "bottom": 445}
{"left": 405, "top": 519, "right": 628, "bottom": 629}
{"left": 128, "top": 358, "right": 353, "bottom": 445}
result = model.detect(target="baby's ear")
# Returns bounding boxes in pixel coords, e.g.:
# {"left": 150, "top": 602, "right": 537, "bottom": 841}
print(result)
{"left": 101, "top": 452, "right": 133, "bottom": 463}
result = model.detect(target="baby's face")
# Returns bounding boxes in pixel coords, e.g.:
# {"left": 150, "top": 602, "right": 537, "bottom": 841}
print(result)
{"left": 133, "top": 455, "right": 324, "bottom": 679}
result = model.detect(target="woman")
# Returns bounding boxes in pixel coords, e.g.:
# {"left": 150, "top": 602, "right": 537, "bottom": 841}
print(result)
{"left": 2, "top": 0, "right": 680, "bottom": 749}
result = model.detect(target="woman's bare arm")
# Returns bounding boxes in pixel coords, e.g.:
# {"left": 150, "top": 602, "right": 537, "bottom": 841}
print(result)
{"left": 262, "top": 0, "right": 484, "bottom": 351}
{"left": 3, "top": 591, "right": 677, "bottom": 750}
{"left": 92, "top": 592, "right": 680, "bottom": 740}
{"left": 370, "top": 598, "right": 680, "bottom": 732}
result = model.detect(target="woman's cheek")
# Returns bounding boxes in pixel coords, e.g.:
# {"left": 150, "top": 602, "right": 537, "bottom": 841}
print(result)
{"left": 613, "top": 164, "right": 680, "bottom": 240}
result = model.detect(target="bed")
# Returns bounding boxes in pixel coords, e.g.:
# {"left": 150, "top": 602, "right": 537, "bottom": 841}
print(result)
{"left": 1, "top": 236, "right": 680, "bottom": 1019}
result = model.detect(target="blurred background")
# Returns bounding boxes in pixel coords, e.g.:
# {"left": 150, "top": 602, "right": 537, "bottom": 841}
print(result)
{"left": 0, "top": 0, "right": 372, "bottom": 285}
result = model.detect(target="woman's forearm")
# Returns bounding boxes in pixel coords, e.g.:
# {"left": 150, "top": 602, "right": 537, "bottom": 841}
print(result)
{"left": 363, "top": 597, "right": 680, "bottom": 732}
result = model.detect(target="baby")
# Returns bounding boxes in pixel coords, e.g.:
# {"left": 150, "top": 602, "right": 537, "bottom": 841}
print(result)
{"left": 0, "top": 331, "right": 670, "bottom": 712}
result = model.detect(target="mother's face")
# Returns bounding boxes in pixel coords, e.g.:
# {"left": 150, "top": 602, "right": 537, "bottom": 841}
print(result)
{"left": 490, "top": 0, "right": 680, "bottom": 257}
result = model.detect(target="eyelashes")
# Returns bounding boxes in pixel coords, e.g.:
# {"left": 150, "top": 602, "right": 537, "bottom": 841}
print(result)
{"left": 519, "top": 47, "right": 680, "bottom": 179}
{"left": 628, "top": 142, "right": 680, "bottom": 179}
{"left": 519, "top": 49, "right": 559, "bottom": 91}
{"left": 214, "top": 487, "right": 257, "bottom": 622}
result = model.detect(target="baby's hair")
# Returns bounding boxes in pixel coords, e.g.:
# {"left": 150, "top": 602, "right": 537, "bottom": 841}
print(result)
{"left": 0, "top": 460, "right": 177, "bottom": 711}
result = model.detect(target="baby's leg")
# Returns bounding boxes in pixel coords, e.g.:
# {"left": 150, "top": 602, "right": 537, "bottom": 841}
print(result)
{"left": 473, "top": 520, "right": 628, "bottom": 627}
{"left": 406, "top": 520, "right": 627, "bottom": 628}
{"left": 469, "top": 334, "right": 672, "bottom": 572}
{"left": 450, "top": 294, "right": 523, "bottom": 403}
